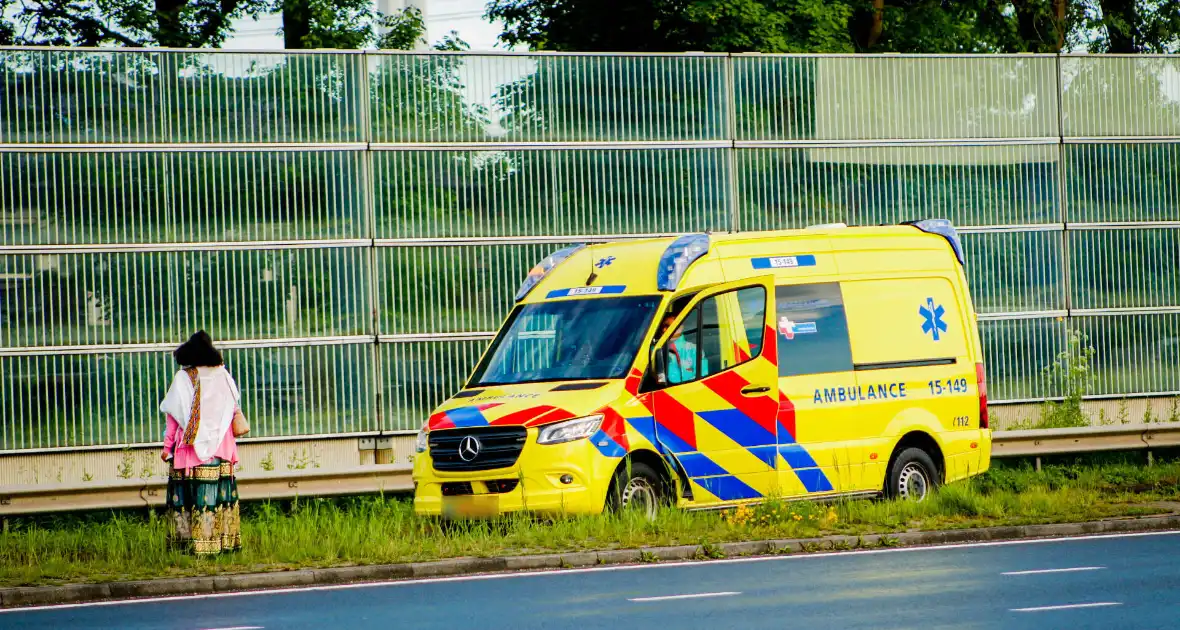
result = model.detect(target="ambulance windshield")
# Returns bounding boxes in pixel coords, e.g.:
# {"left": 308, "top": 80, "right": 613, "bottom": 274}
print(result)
{"left": 472, "top": 296, "right": 662, "bottom": 386}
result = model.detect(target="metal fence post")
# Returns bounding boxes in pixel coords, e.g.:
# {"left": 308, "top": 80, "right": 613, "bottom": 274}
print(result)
{"left": 359, "top": 52, "right": 386, "bottom": 454}
{"left": 725, "top": 53, "right": 739, "bottom": 234}
{"left": 1055, "top": 53, "right": 1072, "bottom": 359}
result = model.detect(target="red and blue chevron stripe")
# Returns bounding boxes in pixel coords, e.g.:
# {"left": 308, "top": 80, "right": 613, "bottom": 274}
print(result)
{"left": 428, "top": 403, "right": 503, "bottom": 430}
{"left": 588, "top": 408, "right": 631, "bottom": 458}
{"left": 774, "top": 390, "right": 834, "bottom": 493}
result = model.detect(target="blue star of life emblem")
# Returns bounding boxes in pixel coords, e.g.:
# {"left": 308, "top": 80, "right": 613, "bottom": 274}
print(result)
{"left": 596, "top": 256, "right": 616, "bottom": 269}
{"left": 920, "top": 297, "right": 947, "bottom": 341}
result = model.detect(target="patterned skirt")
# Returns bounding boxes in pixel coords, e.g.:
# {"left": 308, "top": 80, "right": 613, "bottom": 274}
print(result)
{"left": 166, "top": 458, "right": 241, "bottom": 555}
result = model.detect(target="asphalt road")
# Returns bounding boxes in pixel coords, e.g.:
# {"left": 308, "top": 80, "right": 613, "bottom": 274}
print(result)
{"left": 4, "top": 531, "right": 1179, "bottom": 630}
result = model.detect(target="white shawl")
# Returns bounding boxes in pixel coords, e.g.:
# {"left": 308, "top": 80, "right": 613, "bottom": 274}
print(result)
{"left": 160, "top": 366, "right": 241, "bottom": 461}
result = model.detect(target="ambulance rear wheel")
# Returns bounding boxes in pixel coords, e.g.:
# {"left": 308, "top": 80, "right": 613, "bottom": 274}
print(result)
{"left": 886, "top": 448, "right": 939, "bottom": 502}
{"left": 608, "top": 462, "right": 666, "bottom": 519}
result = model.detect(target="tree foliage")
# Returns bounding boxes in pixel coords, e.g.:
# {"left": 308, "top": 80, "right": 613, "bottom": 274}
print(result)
{"left": 3, "top": 0, "right": 270, "bottom": 47}
{"left": 274, "top": 0, "right": 454, "bottom": 50}
{"left": 0, "top": 1, "right": 16, "bottom": 45}
{"left": 277, "top": 0, "right": 372, "bottom": 49}
{"left": 1084, "top": 0, "right": 1180, "bottom": 52}
{"left": 486, "top": 0, "right": 857, "bottom": 52}
{"left": 0, "top": 0, "right": 452, "bottom": 50}
{"left": 486, "top": 0, "right": 1180, "bottom": 53}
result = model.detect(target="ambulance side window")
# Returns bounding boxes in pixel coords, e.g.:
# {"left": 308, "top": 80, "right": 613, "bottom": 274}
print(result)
{"left": 775, "top": 283, "right": 853, "bottom": 377}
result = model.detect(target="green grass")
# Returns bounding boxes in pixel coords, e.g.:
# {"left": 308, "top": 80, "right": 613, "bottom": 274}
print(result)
{"left": 3, "top": 461, "right": 1180, "bottom": 588}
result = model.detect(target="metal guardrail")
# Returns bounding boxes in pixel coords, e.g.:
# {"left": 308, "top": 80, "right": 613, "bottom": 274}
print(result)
{"left": 0, "top": 464, "right": 412, "bottom": 515}
{"left": 990, "top": 425, "right": 1180, "bottom": 458}
{"left": 3, "top": 426, "right": 1179, "bottom": 516}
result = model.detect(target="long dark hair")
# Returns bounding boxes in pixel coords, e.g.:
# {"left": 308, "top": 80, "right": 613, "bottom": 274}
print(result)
{"left": 174, "top": 330, "right": 224, "bottom": 368}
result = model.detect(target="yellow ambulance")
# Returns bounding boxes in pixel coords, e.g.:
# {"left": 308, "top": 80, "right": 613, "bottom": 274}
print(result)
{"left": 412, "top": 219, "right": 991, "bottom": 518}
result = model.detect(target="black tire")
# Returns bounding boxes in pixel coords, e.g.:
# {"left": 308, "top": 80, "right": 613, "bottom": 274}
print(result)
{"left": 885, "top": 447, "right": 940, "bottom": 501}
{"left": 606, "top": 461, "right": 668, "bottom": 519}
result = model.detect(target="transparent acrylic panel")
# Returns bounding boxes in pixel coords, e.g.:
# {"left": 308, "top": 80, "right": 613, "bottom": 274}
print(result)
{"left": 964, "top": 230, "right": 1064, "bottom": 314}
{"left": 1, "top": 49, "right": 159, "bottom": 144}
{"left": 233, "top": 343, "right": 375, "bottom": 439}
{"left": 0, "top": 150, "right": 366, "bottom": 245}
{"left": 374, "top": 149, "right": 730, "bottom": 238}
{"left": 378, "top": 243, "right": 571, "bottom": 335}
{"left": 0, "top": 343, "right": 374, "bottom": 451}
{"left": 369, "top": 53, "right": 728, "bottom": 143}
{"left": 0, "top": 248, "right": 370, "bottom": 347}
{"left": 1062, "top": 56, "right": 1180, "bottom": 138}
{"left": 736, "top": 146, "right": 1060, "bottom": 230}
{"left": 0, "top": 50, "right": 365, "bottom": 144}
{"left": 1071, "top": 314, "right": 1180, "bottom": 397}
{"left": 1065, "top": 143, "right": 1180, "bottom": 223}
{"left": 734, "top": 55, "right": 1059, "bottom": 141}
{"left": 0, "top": 351, "right": 174, "bottom": 450}
{"left": 380, "top": 339, "right": 488, "bottom": 432}
{"left": 979, "top": 317, "right": 1065, "bottom": 402}
{"left": 1069, "top": 229, "right": 1180, "bottom": 310}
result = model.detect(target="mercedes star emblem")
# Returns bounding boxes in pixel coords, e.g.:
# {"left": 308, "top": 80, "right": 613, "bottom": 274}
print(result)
{"left": 458, "top": 435, "right": 482, "bottom": 462}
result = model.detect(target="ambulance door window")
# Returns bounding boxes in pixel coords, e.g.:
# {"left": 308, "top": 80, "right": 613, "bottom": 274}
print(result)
{"left": 665, "top": 298, "right": 722, "bottom": 385}
{"left": 697, "top": 298, "right": 721, "bottom": 378}
{"left": 666, "top": 306, "right": 703, "bottom": 386}
{"left": 665, "top": 288, "right": 765, "bottom": 385}
{"left": 735, "top": 287, "right": 767, "bottom": 359}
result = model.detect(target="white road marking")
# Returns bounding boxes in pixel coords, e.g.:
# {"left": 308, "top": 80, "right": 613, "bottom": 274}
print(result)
{"left": 2, "top": 529, "right": 1176, "bottom": 614}
{"left": 1002, "top": 566, "right": 1105, "bottom": 576}
{"left": 629, "top": 592, "right": 739, "bottom": 602}
{"left": 1011, "top": 602, "right": 1122, "bottom": 612}
{"left": 199, "top": 626, "right": 263, "bottom": 630}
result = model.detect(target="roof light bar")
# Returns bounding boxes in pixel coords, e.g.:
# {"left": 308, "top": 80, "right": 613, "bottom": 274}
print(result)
{"left": 514, "top": 244, "right": 586, "bottom": 301}
{"left": 906, "top": 218, "right": 965, "bottom": 265}
{"left": 656, "top": 234, "right": 710, "bottom": 291}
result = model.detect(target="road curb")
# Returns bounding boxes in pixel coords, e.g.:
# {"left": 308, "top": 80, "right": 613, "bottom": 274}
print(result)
{"left": 4, "top": 513, "right": 1180, "bottom": 609}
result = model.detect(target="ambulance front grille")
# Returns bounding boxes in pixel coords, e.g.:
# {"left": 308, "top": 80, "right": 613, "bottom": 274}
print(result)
{"left": 429, "top": 426, "right": 528, "bottom": 472}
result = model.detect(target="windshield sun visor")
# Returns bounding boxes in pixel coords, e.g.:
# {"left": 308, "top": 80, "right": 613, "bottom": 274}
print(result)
{"left": 515, "top": 244, "right": 587, "bottom": 301}
{"left": 656, "top": 234, "right": 710, "bottom": 291}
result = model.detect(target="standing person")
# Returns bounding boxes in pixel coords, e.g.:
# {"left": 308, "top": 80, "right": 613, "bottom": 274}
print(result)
{"left": 159, "top": 330, "right": 245, "bottom": 555}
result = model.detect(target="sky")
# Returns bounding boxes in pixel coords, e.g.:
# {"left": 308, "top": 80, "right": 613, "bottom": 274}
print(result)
{"left": 216, "top": 0, "right": 534, "bottom": 126}
{"left": 222, "top": 0, "right": 509, "bottom": 51}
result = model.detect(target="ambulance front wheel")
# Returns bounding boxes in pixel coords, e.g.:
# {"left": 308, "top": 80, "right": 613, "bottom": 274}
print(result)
{"left": 886, "top": 447, "right": 939, "bottom": 502}
{"left": 607, "top": 461, "right": 668, "bottom": 519}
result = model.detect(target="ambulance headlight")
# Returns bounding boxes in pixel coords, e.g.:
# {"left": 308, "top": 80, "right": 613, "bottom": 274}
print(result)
{"left": 415, "top": 428, "right": 429, "bottom": 453}
{"left": 536, "top": 415, "right": 604, "bottom": 445}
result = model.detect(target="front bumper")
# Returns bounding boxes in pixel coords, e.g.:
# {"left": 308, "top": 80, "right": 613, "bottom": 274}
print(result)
{"left": 412, "top": 430, "right": 619, "bottom": 517}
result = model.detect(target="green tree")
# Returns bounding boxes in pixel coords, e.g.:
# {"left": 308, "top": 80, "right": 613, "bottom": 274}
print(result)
{"left": 0, "top": 1, "right": 15, "bottom": 44}
{"left": 486, "top": 0, "right": 859, "bottom": 52}
{"left": 274, "top": 0, "right": 438, "bottom": 50}
{"left": 1, "top": 0, "right": 449, "bottom": 50}
{"left": 487, "top": 0, "right": 1180, "bottom": 53}
{"left": 4, "top": 0, "right": 269, "bottom": 47}
{"left": 1084, "top": 0, "right": 1180, "bottom": 52}
{"left": 859, "top": 0, "right": 1067, "bottom": 52}
{"left": 278, "top": 0, "right": 372, "bottom": 49}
